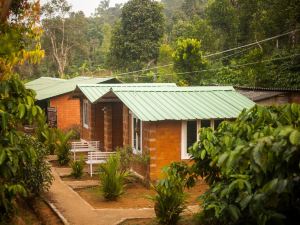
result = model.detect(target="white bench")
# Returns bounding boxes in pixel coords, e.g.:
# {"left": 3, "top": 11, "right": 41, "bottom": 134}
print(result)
{"left": 70, "top": 140, "right": 100, "bottom": 160}
{"left": 86, "top": 151, "right": 116, "bottom": 177}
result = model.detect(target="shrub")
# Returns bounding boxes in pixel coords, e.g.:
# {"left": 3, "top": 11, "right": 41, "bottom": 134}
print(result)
{"left": 188, "top": 104, "right": 300, "bottom": 225}
{"left": 150, "top": 166, "right": 187, "bottom": 225}
{"left": 116, "top": 146, "right": 133, "bottom": 172}
{"left": 55, "top": 129, "right": 74, "bottom": 166}
{"left": 19, "top": 135, "right": 53, "bottom": 196}
{"left": 117, "top": 146, "right": 150, "bottom": 172}
{"left": 41, "top": 127, "right": 57, "bottom": 155}
{"left": 70, "top": 158, "right": 85, "bottom": 179}
{"left": 99, "top": 153, "right": 129, "bottom": 201}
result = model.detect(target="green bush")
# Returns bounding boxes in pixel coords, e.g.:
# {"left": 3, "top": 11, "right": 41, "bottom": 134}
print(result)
{"left": 0, "top": 77, "right": 45, "bottom": 220}
{"left": 19, "top": 135, "right": 53, "bottom": 196}
{"left": 99, "top": 153, "right": 129, "bottom": 201}
{"left": 150, "top": 166, "right": 187, "bottom": 225}
{"left": 55, "top": 129, "right": 74, "bottom": 166}
{"left": 70, "top": 158, "right": 85, "bottom": 179}
{"left": 188, "top": 104, "right": 300, "bottom": 225}
{"left": 41, "top": 126, "right": 57, "bottom": 155}
{"left": 117, "top": 146, "right": 150, "bottom": 172}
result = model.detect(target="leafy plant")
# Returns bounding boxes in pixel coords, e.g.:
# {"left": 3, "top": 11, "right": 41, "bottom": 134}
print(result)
{"left": 19, "top": 135, "right": 53, "bottom": 196}
{"left": 55, "top": 129, "right": 74, "bottom": 166}
{"left": 188, "top": 104, "right": 300, "bottom": 225}
{"left": 99, "top": 153, "right": 129, "bottom": 201}
{"left": 0, "top": 77, "right": 45, "bottom": 220}
{"left": 70, "top": 157, "right": 85, "bottom": 179}
{"left": 150, "top": 165, "right": 187, "bottom": 225}
{"left": 117, "top": 146, "right": 150, "bottom": 172}
{"left": 41, "top": 126, "right": 57, "bottom": 155}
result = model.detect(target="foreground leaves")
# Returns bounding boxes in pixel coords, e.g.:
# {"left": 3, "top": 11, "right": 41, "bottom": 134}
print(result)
{"left": 188, "top": 104, "right": 300, "bottom": 225}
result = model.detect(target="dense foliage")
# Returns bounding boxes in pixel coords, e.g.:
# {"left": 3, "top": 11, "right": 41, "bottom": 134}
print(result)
{"left": 17, "top": 0, "right": 299, "bottom": 86}
{"left": 173, "top": 38, "right": 207, "bottom": 85}
{"left": 55, "top": 129, "right": 74, "bottom": 166}
{"left": 187, "top": 104, "right": 300, "bottom": 225}
{"left": 17, "top": 135, "right": 53, "bottom": 196}
{"left": 99, "top": 153, "right": 129, "bottom": 201}
{"left": 108, "top": 0, "right": 165, "bottom": 72}
{"left": 0, "top": 77, "right": 47, "bottom": 219}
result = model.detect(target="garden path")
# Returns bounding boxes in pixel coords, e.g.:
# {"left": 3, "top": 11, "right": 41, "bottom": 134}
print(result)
{"left": 46, "top": 167, "right": 199, "bottom": 225}
{"left": 46, "top": 167, "right": 155, "bottom": 225}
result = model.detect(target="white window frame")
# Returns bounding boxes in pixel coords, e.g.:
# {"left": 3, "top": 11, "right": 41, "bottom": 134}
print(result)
{"left": 181, "top": 120, "right": 217, "bottom": 160}
{"left": 181, "top": 120, "right": 200, "bottom": 160}
{"left": 83, "top": 99, "right": 89, "bottom": 129}
{"left": 131, "top": 112, "right": 142, "bottom": 154}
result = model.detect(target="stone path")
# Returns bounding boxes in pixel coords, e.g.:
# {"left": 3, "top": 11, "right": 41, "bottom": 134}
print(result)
{"left": 46, "top": 167, "right": 199, "bottom": 225}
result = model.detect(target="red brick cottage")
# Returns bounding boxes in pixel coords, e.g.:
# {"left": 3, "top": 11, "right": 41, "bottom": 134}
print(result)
{"left": 25, "top": 76, "right": 120, "bottom": 130}
{"left": 74, "top": 84, "right": 255, "bottom": 180}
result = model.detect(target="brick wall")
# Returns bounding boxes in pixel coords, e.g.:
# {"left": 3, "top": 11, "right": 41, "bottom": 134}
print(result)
{"left": 50, "top": 93, "right": 80, "bottom": 131}
{"left": 122, "top": 107, "right": 183, "bottom": 181}
{"left": 148, "top": 121, "right": 182, "bottom": 180}
{"left": 104, "top": 104, "right": 112, "bottom": 151}
{"left": 112, "top": 102, "right": 123, "bottom": 150}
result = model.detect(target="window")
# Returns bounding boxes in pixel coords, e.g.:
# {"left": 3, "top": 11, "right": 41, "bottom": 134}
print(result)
{"left": 83, "top": 99, "right": 89, "bottom": 128}
{"left": 132, "top": 113, "right": 142, "bottom": 154}
{"left": 181, "top": 121, "right": 199, "bottom": 159}
{"left": 187, "top": 121, "right": 197, "bottom": 149}
{"left": 214, "top": 119, "right": 224, "bottom": 130}
{"left": 201, "top": 120, "right": 211, "bottom": 128}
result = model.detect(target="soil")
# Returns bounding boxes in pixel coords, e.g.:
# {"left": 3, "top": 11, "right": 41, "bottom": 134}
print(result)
{"left": 61, "top": 172, "right": 99, "bottom": 181}
{"left": 31, "top": 197, "right": 63, "bottom": 225}
{"left": 76, "top": 181, "right": 208, "bottom": 209}
{"left": 119, "top": 215, "right": 199, "bottom": 225}
{"left": 6, "top": 197, "right": 63, "bottom": 225}
{"left": 49, "top": 160, "right": 68, "bottom": 168}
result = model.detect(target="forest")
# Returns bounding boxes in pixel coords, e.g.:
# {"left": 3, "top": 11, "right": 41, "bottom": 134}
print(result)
{"left": 18, "top": 0, "right": 300, "bottom": 88}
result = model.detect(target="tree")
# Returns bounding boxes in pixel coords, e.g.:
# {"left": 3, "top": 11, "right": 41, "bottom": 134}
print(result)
{"left": 173, "top": 38, "right": 208, "bottom": 85}
{"left": 42, "top": 0, "right": 72, "bottom": 78}
{"left": 109, "top": 0, "right": 165, "bottom": 71}
{"left": 0, "top": 1, "right": 51, "bottom": 220}
{"left": 0, "top": 0, "right": 44, "bottom": 80}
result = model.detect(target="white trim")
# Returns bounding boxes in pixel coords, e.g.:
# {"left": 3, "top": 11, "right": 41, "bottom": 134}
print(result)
{"left": 83, "top": 99, "right": 89, "bottom": 129}
{"left": 131, "top": 112, "right": 142, "bottom": 154}
{"left": 181, "top": 120, "right": 199, "bottom": 160}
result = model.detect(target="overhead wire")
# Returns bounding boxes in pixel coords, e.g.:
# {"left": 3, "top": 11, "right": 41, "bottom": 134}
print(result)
{"left": 109, "top": 29, "right": 299, "bottom": 78}
{"left": 120, "top": 53, "right": 300, "bottom": 78}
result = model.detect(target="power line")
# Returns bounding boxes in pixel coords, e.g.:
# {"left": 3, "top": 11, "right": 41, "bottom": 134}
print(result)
{"left": 205, "top": 29, "right": 299, "bottom": 58}
{"left": 116, "top": 53, "right": 299, "bottom": 79}
{"left": 110, "top": 29, "right": 299, "bottom": 77}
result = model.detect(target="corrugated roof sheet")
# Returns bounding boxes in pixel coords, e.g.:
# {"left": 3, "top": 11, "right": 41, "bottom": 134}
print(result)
{"left": 25, "top": 77, "right": 65, "bottom": 91}
{"left": 25, "top": 76, "right": 119, "bottom": 100}
{"left": 76, "top": 83, "right": 177, "bottom": 103}
{"left": 77, "top": 85, "right": 255, "bottom": 121}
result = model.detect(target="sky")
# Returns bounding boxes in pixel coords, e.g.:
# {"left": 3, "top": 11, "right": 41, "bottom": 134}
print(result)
{"left": 41, "top": 0, "right": 130, "bottom": 16}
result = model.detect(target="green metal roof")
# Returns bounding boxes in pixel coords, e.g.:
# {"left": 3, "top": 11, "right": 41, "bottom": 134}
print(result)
{"left": 25, "top": 77, "right": 65, "bottom": 91}
{"left": 25, "top": 76, "right": 120, "bottom": 100}
{"left": 76, "top": 85, "right": 255, "bottom": 121}
{"left": 76, "top": 83, "right": 177, "bottom": 103}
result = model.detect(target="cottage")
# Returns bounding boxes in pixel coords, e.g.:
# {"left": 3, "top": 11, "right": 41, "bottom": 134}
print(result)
{"left": 25, "top": 76, "right": 120, "bottom": 130}
{"left": 74, "top": 84, "right": 255, "bottom": 180}
{"left": 235, "top": 86, "right": 300, "bottom": 105}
